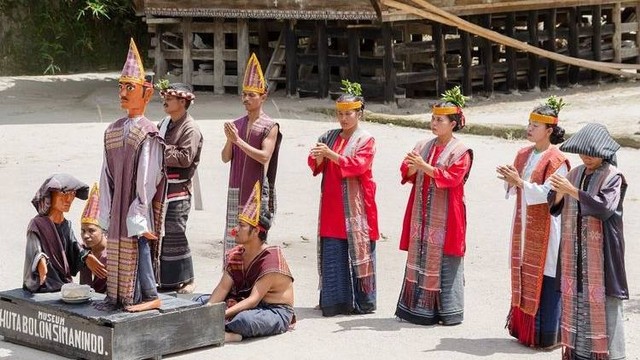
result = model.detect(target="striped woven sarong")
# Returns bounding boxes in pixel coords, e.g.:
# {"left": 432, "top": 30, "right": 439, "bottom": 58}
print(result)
{"left": 159, "top": 198, "right": 194, "bottom": 287}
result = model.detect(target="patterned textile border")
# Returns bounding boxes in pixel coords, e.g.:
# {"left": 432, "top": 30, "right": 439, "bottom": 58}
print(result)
{"left": 144, "top": 8, "right": 378, "bottom": 20}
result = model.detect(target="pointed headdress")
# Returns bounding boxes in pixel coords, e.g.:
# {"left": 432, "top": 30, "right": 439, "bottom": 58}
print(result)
{"left": 120, "top": 38, "right": 151, "bottom": 87}
{"left": 81, "top": 183, "right": 100, "bottom": 226}
{"left": 243, "top": 53, "right": 267, "bottom": 94}
{"left": 238, "top": 180, "right": 272, "bottom": 232}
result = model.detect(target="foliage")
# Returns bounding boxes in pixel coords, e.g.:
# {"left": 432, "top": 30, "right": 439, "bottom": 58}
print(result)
{"left": 440, "top": 86, "right": 468, "bottom": 108}
{"left": 154, "top": 78, "right": 170, "bottom": 91}
{"left": 545, "top": 95, "right": 568, "bottom": 114}
{"left": 0, "top": 0, "right": 146, "bottom": 75}
{"left": 340, "top": 79, "right": 363, "bottom": 97}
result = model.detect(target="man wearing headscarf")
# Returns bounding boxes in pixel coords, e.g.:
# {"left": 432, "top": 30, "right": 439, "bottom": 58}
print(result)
{"left": 221, "top": 53, "right": 282, "bottom": 265}
{"left": 156, "top": 82, "right": 202, "bottom": 294}
{"left": 197, "top": 180, "right": 294, "bottom": 343}
{"left": 548, "top": 123, "right": 628, "bottom": 360}
{"left": 98, "top": 39, "right": 167, "bottom": 312}
{"left": 23, "top": 174, "right": 107, "bottom": 293}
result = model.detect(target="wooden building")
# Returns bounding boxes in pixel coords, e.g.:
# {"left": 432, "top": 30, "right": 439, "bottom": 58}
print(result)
{"left": 139, "top": 0, "right": 640, "bottom": 101}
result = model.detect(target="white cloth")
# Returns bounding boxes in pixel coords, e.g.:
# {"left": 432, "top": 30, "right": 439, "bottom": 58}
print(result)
{"left": 506, "top": 150, "right": 568, "bottom": 277}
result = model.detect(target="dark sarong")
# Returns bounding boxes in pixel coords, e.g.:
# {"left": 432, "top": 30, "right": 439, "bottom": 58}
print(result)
{"left": 396, "top": 255, "right": 464, "bottom": 325}
{"left": 319, "top": 238, "right": 376, "bottom": 317}
{"left": 159, "top": 198, "right": 194, "bottom": 287}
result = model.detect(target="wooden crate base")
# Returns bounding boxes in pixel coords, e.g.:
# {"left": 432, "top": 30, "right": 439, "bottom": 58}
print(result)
{"left": 0, "top": 288, "right": 224, "bottom": 360}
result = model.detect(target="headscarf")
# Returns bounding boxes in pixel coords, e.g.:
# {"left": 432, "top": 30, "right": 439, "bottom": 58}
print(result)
{"left": 560, "top": 123, "right": 620, "bottom": 165}
{"left": 32, "top": 174, "right": 89, "bottom": 216}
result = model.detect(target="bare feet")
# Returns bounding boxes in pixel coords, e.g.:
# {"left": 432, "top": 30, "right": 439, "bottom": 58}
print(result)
{"left": 125, "top": 298, "right": 161, "bottom": 312}
{"left": 176, "top": 281, "right": 196, "bottom": 294}
{"left": 224, "top": 332, "right": 243, "bottom": 343}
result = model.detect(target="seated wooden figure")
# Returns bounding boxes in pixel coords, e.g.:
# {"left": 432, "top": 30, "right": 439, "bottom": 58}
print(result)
{"left": 23, "top": 174, "right": 107, "bottom": 293}
{"left": 79, "top": 183, "right": 108, "bottom": 294}
{"left": 195, "top": 180, "right": 295, "bottom": 343}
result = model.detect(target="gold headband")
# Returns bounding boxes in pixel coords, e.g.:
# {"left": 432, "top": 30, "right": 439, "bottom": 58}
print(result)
{"left": 432, "top": 106, "right": 460, "bottom": 115}
{"left": 336, "top": 101, "right": 362, "bottom": 111}
{"left": 529, "top": 112, "right": 558, "bottom": 125}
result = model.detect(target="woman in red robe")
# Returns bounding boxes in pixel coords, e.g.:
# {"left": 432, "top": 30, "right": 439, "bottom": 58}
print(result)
{"left": 395, "top": 86, "right": 473, "bottom": 326}
{"left": 308, "top": 85, "right": 379, "bottom": 317}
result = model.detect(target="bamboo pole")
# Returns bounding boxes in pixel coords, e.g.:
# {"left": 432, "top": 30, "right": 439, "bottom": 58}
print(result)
{"left": 381, "top": 0, "right": 640, "bottom": 78}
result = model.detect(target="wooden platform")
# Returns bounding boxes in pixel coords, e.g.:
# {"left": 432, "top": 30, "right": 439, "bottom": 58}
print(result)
{"left": 0, "top": 288, "right": 224, "bottom": 360}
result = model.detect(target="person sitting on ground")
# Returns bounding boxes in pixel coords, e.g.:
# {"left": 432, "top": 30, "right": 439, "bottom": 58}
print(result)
{"left": 197, "top": 180, "right": 294, "bottom": 343}
{"left": 79, "top": 183, "right": 108, "bottom": 294}
{"left": 23, "top": 174, "right": 107, "bottom": 293}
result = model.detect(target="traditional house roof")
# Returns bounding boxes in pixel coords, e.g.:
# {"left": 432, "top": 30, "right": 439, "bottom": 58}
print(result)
{"left": 143, "top": 0, "right": 381, "bottom": 20}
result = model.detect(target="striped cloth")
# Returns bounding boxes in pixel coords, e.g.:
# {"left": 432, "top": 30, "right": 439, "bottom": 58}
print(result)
{"left": 560, "top": 123, "right": 620, "bottom": 165}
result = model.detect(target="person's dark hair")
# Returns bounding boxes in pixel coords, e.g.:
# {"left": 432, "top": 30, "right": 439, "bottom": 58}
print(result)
{"left": 336, "top": 94, "right": 365, "bottom": 112}
{"left": 434, "top": 101, "right": 464, "bottom": 132}
{"left": 531, "top": 104, "right": 565, "bottom": 144}
{"left": 250, "top": 226, "right": 268, "bottom": 242}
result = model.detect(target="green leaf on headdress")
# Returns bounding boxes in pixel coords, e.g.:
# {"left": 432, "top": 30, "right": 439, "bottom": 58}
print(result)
{"left": 440, "top": 86, "right": 468, "bottom": 108}
{"left": 340, "top": 79, "right": 362, "bottom": 97}
{"left": 154, "top": 79, "right": 170, "bottom": 91}
{"left": 545, "top": 95, "right": 567, "bottom": 114}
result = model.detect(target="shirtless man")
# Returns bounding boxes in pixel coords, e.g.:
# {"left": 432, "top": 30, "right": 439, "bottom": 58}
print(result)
{"left": 200, "top": 181, "right": 294, "bottom": 343}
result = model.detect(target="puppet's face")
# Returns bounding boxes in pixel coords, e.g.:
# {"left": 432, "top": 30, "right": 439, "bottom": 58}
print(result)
{"left": 81, "top": 223, "right": 107, "bottom": 250}
{"left": 50, "top": 190, "right": 75, "bottom": 214}
{"left": 119, "top": 81, "right": 152, "bottom": 117}
{"left": 242, "top": 91, "right": 266, "bottom": 113}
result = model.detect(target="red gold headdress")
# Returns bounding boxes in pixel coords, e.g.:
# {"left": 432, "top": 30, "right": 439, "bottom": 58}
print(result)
{"left": 80, "top": 183, "right": 100, "bottom": 226}
{"left": 243, "top": 53, "right": 266, "bottom": 94}
{"left": 120, "top": 39, "right": 150, "bottom": 87}
{"left": 529, "top": 112, "right": 558, "bottom": 125}
{"left": 239, "top": 182, "right": 262, "bottom": 229}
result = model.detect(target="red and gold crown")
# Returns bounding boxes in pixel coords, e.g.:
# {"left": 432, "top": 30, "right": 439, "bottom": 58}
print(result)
{"left": 80, "top": 183, "right": 100, "bottom": 226}
{"left": 120, "top": 39, "right": 150, "bottom": 87}
{"left": 243, "top": 53, "right": 266, "bottom": 94}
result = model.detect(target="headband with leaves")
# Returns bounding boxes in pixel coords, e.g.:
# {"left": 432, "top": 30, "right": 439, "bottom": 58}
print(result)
{"left": 440, "top": 86, "right": 468, "bottom": 108}
{"left": 337, "top": 79, "right": 363, "bottom": 111}
{"left": 544, "top": 95, "right": 567, "bottom": 115}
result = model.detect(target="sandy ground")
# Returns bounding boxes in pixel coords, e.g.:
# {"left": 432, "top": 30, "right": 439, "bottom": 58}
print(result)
{"left": 0, "top": 73, "right": 638, "bottom": 360}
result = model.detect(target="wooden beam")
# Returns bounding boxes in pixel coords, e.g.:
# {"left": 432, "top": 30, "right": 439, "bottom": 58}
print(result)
{"left": 348, "top": 28, "right": 362, "bottom": 82}
{"left": 154, "top": 26, "right": 167, "bottom": 80}
{"left": 382, "top": 23, "right": 397, "bottom": 103}
{"left": 545, "top": 8, "right": 558, "bottom": 87}
{"left": 505, "top": 12, "right": 517, "bottom": 91}
{"left": 613, "top": 2, "right": 622, "bottom": 63}
{"left": 528, "top": 10, "right": 540, "bottom": 90}
{"left": 568, "top": 7, "right": 580, "bottom": 84}
{"left": 258, "top": 22, "right": 270, "bottom": 70}
{"left": 592, "top": 5, "right": 602, "bottom": 82}
{"left": 318, "top": 21, "right": 329, "bottom": 98}
{"left": 182, "top": 17, "right": 193, "bottom": 85}
{"left": 461, "top": 28, "right": 473, "bottom": 96}
{"left": 285, "top": 20, "right": 298, "bottom": 97}
{"left": 434, "top": 23, "right": 447, "bottom": 95}
{"left": 237, "top": 19, "right": 249, "bottom": 96}
{"left": 146, "top": 17, "right": 181, "bottom": 25}
{"left": 213, "top": 18, "right": 225, "bottom": 95}
{"left": 481, "top": 14, "right": 494, "bottom": 96}
{"left": 637, "top": 3, "right": 640, "bottom": 65}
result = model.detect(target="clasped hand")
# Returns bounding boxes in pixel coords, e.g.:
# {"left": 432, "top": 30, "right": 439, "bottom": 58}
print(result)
{"left": 496, "top": 164, "right": 522, "bottom": 188}
{"left": 549, "top": 173, "right": 576, "bottom": 195}
{"left": 223, "top": 122, "right": 239, "bottom": 143}
{"left": 404, "top": 151, "right": 427, "bottom": 172}
{"left": 310, "top": 143, "right": 330, "bottom": 160}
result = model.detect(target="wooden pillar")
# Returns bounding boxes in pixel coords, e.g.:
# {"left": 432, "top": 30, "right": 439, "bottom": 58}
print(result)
{"left": 505, "top": 13, "right": 517, "bottom": 92}
{"left": 461, "top": 29, "right": 473, "bottom": 96}
{"left": 382, "top": 23, "right": 397, "bottom": 103}
{"left": 285, "top": 20, "right": 298, "bottom": 97}
{"left": 528, "top": 10, "right": 540, "bottom": 90}
{"left": 481, "top": 15, "right": 494, "bottom": 96}
{"left": 154, "top": 25, "right": 167, "bottom": 79}
{"left": 613, "top": 2, "right": 622, "bottom": 63}
{"left": 434, "top": 23, "right": 447, "bottom": 95}
{"left": 182, "top": 17, "right": 193, "bottom": 85}
{"left": 317, "top": 21, "right": 329, "bottom": 98}
{"left": 637, "top": 3, "right": 640, "bottom": 65}
{"left": 258, "top": 22, "right": 270, "bottom": 69}
{"left": 213, "top": 18, "right": 225, "bottom": 95}
{"left": 592, "top": 5, "right": 602, "bottom": 82}
{"left": 545, "top": 9, "right": 558, "bottom": 87}
{"left": 348, "top": 28, "right": 361, "bottom": 82}
{"left": 237, "top": 19, "right": 249, "bottom": 95}
{"left": 568, "top": 7, "right": 580, "bottom": 84}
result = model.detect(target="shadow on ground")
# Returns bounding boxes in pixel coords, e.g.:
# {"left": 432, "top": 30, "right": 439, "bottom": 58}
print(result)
{"left": 423, "top": 337, "right": 554, "bottom": 356}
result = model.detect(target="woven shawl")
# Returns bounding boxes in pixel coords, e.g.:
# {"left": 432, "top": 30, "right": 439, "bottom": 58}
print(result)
{"left": 560, "top": 164, "right": 618, "bottom": 359}
{"left": 402, "top": 137, "right": 470, "bottom": 309}
{"left": 226, "top": 245, "right": 293, "bottom": 301}
{"left": 316, "top": 128, "right": 376, "bottom": 294}
{"left": 510, "top": 146, "right": 568, "bottom": 315}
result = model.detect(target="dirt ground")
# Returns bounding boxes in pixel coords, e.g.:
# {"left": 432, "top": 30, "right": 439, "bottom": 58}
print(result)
{"left": 0, "top": 73, "right": 638, "bottom": 360}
